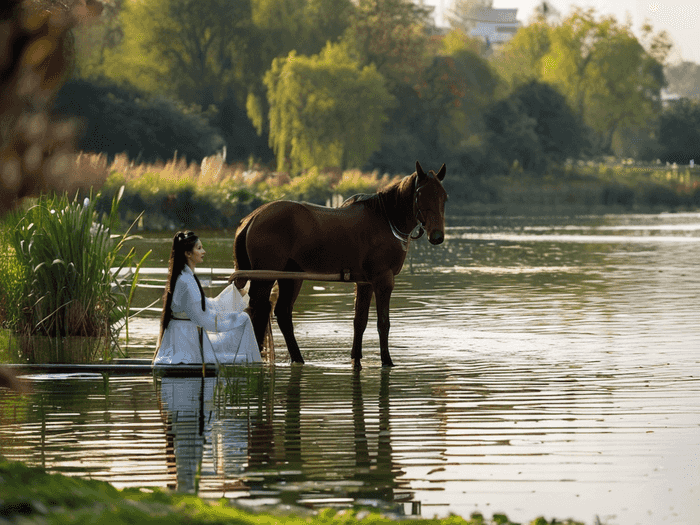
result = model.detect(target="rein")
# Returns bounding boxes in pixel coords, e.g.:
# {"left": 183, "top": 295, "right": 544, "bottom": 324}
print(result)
{"left": 380, "top": 175, "right": 426, "bottom": 252}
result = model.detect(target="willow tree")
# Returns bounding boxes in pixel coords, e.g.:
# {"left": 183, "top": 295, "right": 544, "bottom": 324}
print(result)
{"left": 264, "top": 42, "right": 395, "bottom": 172}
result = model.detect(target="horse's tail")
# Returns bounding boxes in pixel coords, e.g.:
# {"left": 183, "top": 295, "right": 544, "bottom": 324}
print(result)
{"left": 231, "top": 214, "right": 254, "bottom": 288}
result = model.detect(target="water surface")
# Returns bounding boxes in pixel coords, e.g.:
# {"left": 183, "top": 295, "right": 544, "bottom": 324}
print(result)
{"left": 2, "top": 213, "right": 699, "bottom": 525}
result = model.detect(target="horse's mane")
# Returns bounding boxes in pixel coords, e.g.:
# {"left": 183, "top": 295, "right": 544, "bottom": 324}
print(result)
{"left": 341, "top": 172, "right": 416, "bottom": 216}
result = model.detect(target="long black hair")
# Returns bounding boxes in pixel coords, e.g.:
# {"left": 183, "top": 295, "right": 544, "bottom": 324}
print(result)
{"left": 156, "top": 231, "right": 206, "bottom": 350}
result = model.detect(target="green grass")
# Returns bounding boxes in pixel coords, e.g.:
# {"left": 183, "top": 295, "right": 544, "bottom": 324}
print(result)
{"left": 0, "top": 458, "right": 585, "bottom": 525}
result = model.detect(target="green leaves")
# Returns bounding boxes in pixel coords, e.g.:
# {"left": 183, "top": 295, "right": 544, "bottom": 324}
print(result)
{"left": 2, "top": 190, "right": 149, "bottom": 362}
{"left": 265, "top": 42, "right": 395, "bottom": 172}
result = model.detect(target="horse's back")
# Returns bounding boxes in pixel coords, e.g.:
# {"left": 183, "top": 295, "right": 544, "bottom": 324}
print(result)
{"left": 240, "top": 199, "right": 385, "bottom": 274}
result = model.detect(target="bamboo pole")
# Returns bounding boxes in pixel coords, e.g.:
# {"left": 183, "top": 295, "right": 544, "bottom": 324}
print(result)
{"left": 229, "top": 269, "right": 359, "bottom": 283}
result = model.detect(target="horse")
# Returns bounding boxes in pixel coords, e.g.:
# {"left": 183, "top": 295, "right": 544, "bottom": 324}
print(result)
{"left": 231, "top": 161, "right": 447, "bottom": 368}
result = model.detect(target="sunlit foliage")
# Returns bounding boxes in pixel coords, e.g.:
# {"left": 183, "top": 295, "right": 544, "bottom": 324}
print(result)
{"left": 104, "top": 0, "right": 252, "bottom": 107}
{"left": 264, "top": 43, "right": 395, "bottom": 172}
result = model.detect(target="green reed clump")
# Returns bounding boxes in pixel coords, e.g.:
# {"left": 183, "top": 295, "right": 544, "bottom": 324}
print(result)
{"left": 1, "top": 189, "right": 149, "bottom": 363}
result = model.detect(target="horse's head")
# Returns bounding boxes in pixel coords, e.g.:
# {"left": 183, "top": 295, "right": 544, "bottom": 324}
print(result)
{"left": 415, "top": 161, "right": 447, "bottom": 245}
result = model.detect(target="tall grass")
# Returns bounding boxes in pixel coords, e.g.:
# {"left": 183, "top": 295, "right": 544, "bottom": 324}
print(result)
{"left": 1, "top": 188, "right": 149, "bottom": 363}
{"left": 91, "top": 152, "right": 400, "bottom": 229}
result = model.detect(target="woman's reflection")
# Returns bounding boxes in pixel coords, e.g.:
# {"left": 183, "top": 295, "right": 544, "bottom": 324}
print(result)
{"left": 158, "top": 375, "right": 252, "bottom": 494}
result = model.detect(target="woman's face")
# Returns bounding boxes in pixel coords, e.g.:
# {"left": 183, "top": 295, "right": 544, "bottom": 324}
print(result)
{"left": 186, "top": 240, "right": 205, "bottom": 268}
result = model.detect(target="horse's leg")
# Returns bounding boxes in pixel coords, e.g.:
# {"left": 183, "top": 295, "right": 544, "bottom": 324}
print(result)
{"left": 248, "top": 280, "right": 275, "bottom": 352}
{"left": 275, "top": 279, "right": 305, "bottom": 364}
{"left": 373, "top": 271, "right": 395, "bottom": 367}
{"left": 351, "top": 283, "right": 373, "bottom": 369}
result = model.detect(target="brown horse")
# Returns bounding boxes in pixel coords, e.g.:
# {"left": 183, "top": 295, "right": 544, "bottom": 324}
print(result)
{"left": 232, "top": 161, "right": 447, "bottom": 368}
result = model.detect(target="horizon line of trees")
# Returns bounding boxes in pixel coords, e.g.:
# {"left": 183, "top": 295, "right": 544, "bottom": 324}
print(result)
{"left": 54, "top": 0, "right": 700, "bottom": 189}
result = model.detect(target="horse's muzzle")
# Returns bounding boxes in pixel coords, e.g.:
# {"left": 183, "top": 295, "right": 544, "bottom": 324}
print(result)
{"left": 429, "top": 230, "right": 444, "bottom": 245}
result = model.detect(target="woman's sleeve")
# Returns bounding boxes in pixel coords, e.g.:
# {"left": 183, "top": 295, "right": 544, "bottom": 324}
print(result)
{"left": 206, "top": 284, "right": 249, "bottom": 313}
{"left": 175, "top": 274, "right": 243, "bottom": 332}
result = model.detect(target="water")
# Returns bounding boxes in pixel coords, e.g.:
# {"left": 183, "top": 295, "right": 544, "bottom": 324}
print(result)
{"left": 2, "top": 213, "right": 700, "bottom": 525}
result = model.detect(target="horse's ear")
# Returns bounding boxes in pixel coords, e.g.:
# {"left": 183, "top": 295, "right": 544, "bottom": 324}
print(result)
{"left": 416, "top": 161, "right": 426, "bottom": 180}
{"left": 436, "top": 164, "right": 446, "bottom": 181}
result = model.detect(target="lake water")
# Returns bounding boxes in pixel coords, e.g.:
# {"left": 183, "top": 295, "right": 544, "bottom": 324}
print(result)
{"left": 1, "top": 213, "right": 700, "bottom": 525}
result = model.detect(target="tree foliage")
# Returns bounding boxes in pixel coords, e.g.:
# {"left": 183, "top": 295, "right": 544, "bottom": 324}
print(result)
{"left": 62, "top": 0, "right": 700, "bottom": 177}
{"left": 538, "top": 9, "right": 668, "bottom": 152}
{"left": 493, "top": 18, "right": 551, "bottom": 87}
{"left": 53, "top": 79, "right": 224, "bottom": 163}
{"left": 659, "top": 99, "right": 700, "bottom": 163}
{"left": 104, "top": 0, "right": 252, "bottom": 107}
{"left": 264, "top": 43, "right": 395, "bottom": 172}
{"left": 344, "top": 0, "right": 434, "bottom": 90}
{"left": 484, "top": 81, "right": 585, "bottom": 172}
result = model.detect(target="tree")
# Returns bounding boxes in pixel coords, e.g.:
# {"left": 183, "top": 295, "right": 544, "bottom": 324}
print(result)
{"left": 492, "top": 15, "right": 552, "bottom": 87}
{"left": 538, "top": 8, "right": 669, "bottom": 152}
{"left": 659, "top": 99, "right": 700, "bottom": 163}
{"left": 512, "top": 81, "right": 586, "bottom": 163}
{"left": 418, "top": 30, "right": 498, "bottom": 152}
{"left": 104, "top": 0, "right": 253, "bottom": 108}
{"left": 72, "top": 0, "right": 125, "bottom": 79}
{"left": 344, "top": 0, "right": 434, "bottom": 91}
{"left": 484, "top": 81, "right": 585, "bottom": 173}
{"left": 264, "top": 43, "right": 395, "bottom": 172}
{"left": 247, "top": 0, "right": 352, "bottom": 84}
{"left": 244, "top": 0, "right": 353, "bottom": 140}
{"left": 53, "top": 79, "right": 225, "bottom": 163}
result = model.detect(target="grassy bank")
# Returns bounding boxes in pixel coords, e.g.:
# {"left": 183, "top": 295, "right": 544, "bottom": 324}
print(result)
{"left": 0, "top": 458, "right": 584, "bottom": 525}
{"left": 73, "top": 153, "right": 700, "bottom": 232}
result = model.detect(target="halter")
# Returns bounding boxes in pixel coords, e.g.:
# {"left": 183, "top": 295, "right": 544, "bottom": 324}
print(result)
{"left": 380, "top": 175, "right": 428, "bottom": 252}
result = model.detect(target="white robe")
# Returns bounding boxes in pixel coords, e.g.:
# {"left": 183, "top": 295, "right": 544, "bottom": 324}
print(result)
{"left": 153, "top": 266, "right": 261, "bottom": 366}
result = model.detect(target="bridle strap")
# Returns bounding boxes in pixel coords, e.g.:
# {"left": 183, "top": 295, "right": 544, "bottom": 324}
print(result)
{"left": 380, "top": 175, "right": 427, "bottom": 250}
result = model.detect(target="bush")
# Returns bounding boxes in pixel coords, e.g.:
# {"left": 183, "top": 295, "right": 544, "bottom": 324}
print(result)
{"left": 53, "top": 78, "right": 225, "bottom": 164}
{"left": 1, "top": 190, "right": 148, "bottom": 363}
{"left": 484, "top": 82, "right": 586, "bottom": 175}
{"left": 659, "top": 98, "right": 700, "bottom": 164}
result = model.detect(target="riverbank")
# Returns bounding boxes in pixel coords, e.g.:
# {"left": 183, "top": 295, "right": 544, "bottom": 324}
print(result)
{"left": 0, "top": 458, "right": 584, "bottom": 525}
{"left": 76, "top": 153, "right": 700, "bottom": 232}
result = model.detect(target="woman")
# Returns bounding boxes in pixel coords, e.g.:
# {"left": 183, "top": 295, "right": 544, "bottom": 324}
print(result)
{"left": 153, "top": 231, "right": 261, "bottom": 366}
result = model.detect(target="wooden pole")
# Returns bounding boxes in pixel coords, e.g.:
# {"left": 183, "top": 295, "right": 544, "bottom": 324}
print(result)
{"left": 229, "top": 269, "right": 358, "bottom": 283}
{"left": 229, "top": 269, "right": 363, "bottom": 364}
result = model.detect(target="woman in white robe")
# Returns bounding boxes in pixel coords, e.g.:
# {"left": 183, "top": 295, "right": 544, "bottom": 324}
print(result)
{"left": 153, "top": 231, "right": 261, "bottom": 367}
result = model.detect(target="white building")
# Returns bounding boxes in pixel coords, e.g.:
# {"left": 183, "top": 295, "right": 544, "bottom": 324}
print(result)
{"left": 468, "top": 7, "right": 521, "bottom": 47}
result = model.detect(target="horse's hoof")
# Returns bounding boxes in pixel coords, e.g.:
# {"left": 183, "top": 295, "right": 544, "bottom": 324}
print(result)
{"left": 352, "top": 359, "right": 362, "bottom": 370}
{"left": 382, "top": 360, "right": 394, "bottom": 368}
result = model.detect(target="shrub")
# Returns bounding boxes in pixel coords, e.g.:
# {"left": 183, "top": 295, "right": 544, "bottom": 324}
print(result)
{"left": 2, "top": 189, "right": 149, "bottom": 363}
{"left": 53, "top": 78, "right": 225, "bottom": 164}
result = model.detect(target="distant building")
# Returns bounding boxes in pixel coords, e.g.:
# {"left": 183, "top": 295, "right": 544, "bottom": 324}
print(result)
{"left": 468, "top": 7, "right": 521, "bottom": 49}
{"left": 661, "top": 89, "right": 683, "bottom": 108}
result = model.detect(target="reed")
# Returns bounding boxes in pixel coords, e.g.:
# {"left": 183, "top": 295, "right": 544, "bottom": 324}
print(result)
{"left": 2, "top": 188, "right": 149, "bottom": 363}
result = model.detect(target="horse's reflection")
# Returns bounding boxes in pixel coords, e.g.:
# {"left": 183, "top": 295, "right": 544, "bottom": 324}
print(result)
{"left": 259, "top": 366, "right": 404, "bottom": 508}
